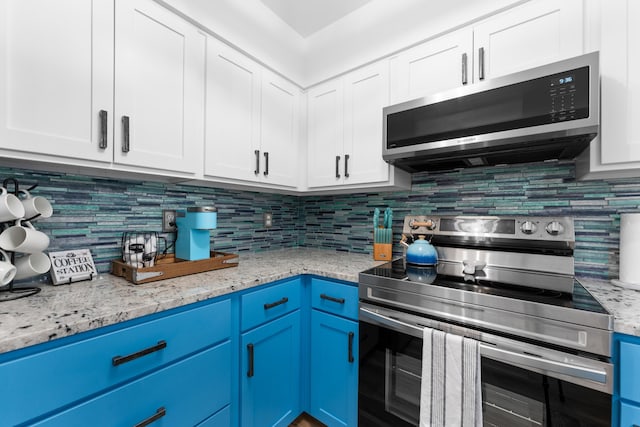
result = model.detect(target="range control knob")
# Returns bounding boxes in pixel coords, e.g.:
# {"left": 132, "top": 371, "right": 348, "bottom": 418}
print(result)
{"left": 545, "top": 221, "right": 564, "bottom": 236}
{"left": 520, "top": 221, "right": 537, "bottom": 235}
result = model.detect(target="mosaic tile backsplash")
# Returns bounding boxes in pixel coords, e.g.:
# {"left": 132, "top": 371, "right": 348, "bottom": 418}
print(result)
{"left": 1, "top": 160, "right": 639, "bottom": 279}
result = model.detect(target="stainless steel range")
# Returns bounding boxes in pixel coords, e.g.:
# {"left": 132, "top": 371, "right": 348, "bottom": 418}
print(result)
{"left": 358, "top": 215, "right": 613, "bottom": 427}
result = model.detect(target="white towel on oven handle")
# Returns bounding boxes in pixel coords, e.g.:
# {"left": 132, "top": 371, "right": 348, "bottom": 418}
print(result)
{"left": 419, "top": 327, "right": 482, "bottom": 427}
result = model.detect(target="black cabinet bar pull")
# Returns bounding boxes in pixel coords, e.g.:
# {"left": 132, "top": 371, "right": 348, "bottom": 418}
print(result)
{"left": 344, "top": 154, "right": 350, "bottom": 178}
{"left": 254, "top": 150, "right": 260, "bottom": 175}
{"left": 461, "top": 53, "right": 468, "bottom": 85}
{"left": 99, "top": 110, "right": 108, "bottom": 149}
{"left": 348, "top": 332, "right": 355, "bottom": 363}
{"left": 335, "top": 155, "right": 341, "bottom": 178}
{"left": 478, "top": 47, "right": 485, "bottom": 81}
{"left": 112, "top": 340, "right": 167, "bottom": 366}
{"left": 263, "top": 152, "right": 269, "bottom": 176}
{"left": 133, "top": 407, "right": 166, "bottom": 427}
{"left": 122, "top": 115, "right": 130, "bottom": 153}
{"left": 247, "top": 343, "right": 254, "bottom": 377}
{"left": 320, "top": 293, "right": 345, "bottom": 304}
{"left": 264, "top": 297, "right": 288, "bottom": 310}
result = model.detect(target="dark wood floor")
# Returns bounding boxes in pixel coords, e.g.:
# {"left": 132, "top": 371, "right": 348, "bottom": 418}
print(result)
{"left": 289, "top": 412, "right": 327, "bottom": 427}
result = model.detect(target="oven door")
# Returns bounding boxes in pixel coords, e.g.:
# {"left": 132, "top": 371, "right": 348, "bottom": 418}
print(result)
{"left": 359, "top": 303, "right": 613, "bottom": 427}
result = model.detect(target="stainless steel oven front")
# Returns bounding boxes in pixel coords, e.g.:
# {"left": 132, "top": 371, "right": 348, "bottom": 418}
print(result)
{"left": 358, "top": 303, "right": 613, "bottom": 427}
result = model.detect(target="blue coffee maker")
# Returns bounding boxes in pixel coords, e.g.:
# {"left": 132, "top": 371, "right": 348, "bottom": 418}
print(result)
{"left": 175, "top": 206, "right": 217, "bottom": 261}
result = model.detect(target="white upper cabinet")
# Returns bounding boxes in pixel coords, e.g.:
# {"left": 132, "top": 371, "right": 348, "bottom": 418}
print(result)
{"left": 307, "top": 80, "right": 344, "bottom": 188}
{"left": 259, "top": 70, "right": 300, "bottom": 188}
{"left": 204, "top": 38, "right": 300, "bottom": 189}
{"left": 389, "top": 0, "right": 583, "bottom": 104}
{"left": 0, "top": 0, "right": 114, "bottom": 163}
{"left": 343, "top": 63, "right": 390, "bottom": 185}
{"left": 0, "top": 0, "right": 203, "bottom": 176}
{"left": 205, "top": 38, "right": 262, "bottom": 183}
{"left": 114, "top": 0, "right": 204, "bottom": 174}
{"left": 307, "top": 61, "right": 409, "bottom": 192}
{"left": 473, "top": 0, "right": 584, "bottom": 81}
{"left": 576, "top": 0, "right": 640, "bottom": 179}
{"left": 389, "top": 30, "right": 472, "bottom": 104}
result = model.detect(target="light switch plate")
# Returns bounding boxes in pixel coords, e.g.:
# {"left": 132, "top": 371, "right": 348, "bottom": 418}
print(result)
{"left": 263, "top": 212, "right": 273, "bottom": 228}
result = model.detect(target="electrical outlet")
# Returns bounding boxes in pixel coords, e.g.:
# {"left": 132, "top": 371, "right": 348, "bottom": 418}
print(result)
{"left": 263, "top": 212, "right": 273, "bottom": 228}
{"left": 162, "top": 209, "right": 177, "bottom": 232}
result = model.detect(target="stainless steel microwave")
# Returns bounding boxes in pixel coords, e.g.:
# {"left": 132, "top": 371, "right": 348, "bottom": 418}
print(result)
{"left": 383, "top": 52, "right": 600, "bottom": 172}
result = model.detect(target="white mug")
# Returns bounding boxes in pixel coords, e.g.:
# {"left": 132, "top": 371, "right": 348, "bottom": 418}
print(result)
{"left": 14, "top": 252, "right": 52, "bottom": 280}
{"left": 123, "top": 236, "right": 145, "bottom": 266}
{"left": 0, "top": 188, "right": 26, "bottom": 222}
{"left": 0, "top": 248, "right": 17, "bottom": 285}
{"left": 0, "top": 221, "right": 50, "bottom": 253}
{"left": 19, "top": 189, "right": 53, "bottom": 220}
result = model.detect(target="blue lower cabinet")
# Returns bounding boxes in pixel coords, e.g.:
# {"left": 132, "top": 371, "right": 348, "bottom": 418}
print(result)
{"left": 34, "top": 341, "right": 231, "bottom": 426}
{"left": 197, "top": 405, "right": 232, "bottom": 427}
{"left": 241, "top": 310, "right": 302, "bottom": 427}
{"left": 0, "top": 299, "right": 231, "bottom": 426}
{"left": 616, "top": 333, "right": 640, "bottom": 427}
{"left": 310, "top": 310, "right": 358, "bottom": 427}
{"left": 621, "top": 401, "right": 640, "bottom": 427}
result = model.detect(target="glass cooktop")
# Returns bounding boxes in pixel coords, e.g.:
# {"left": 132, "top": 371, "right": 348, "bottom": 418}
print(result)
{"left": 361, "top": 259, "right": 608, "bottom": 314}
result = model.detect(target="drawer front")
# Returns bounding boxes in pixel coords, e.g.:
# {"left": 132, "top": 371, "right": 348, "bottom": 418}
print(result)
{"left": 311, "top": 278, "right": 358, "bottom": 320}
{"left": 620, "top": 340, "right": 640, "bottom": 402}
{"left": 241, "top": 278, "right": 301, "bottom": 331}
{"left": 2, "top": 298, "right": 231, "bottom": 427}
{"left": 34, "top": 341, "right": 231, "bottom": 427}
{"left": 197, "top": 405, "right": 231, "bottom": 427}
{"left": 620, "top": 401, "right": 640, "bottom": 427}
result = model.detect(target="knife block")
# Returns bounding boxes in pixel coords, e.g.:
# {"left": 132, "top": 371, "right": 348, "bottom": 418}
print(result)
{"left": 373, "top": 243, "right": 392, "bottom": 261}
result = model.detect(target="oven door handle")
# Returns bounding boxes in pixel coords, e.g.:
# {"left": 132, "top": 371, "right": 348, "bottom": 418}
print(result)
{"left": 360, "top": 306, "right": 610, "bottom": 386}
{"left": 479, "top": 344, "right": 608, "bottom": 384}
{"left": 360, "top": 306, "right": 424, "bottom": 338}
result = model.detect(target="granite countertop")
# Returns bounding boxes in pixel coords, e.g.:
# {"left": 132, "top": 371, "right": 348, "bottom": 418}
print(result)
{"left": 578, "top": 276, "right": 640, "bottom": 337}
{"left": 0, "top": 248, "right": 379, "bottom": 355}
{"left": 1, "top": 248, "right": 639, "bottom": 356}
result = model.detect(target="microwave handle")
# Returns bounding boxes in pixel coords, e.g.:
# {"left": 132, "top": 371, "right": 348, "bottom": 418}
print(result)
{"left": 360, "top": 306, "right": 610, "bottom": 388}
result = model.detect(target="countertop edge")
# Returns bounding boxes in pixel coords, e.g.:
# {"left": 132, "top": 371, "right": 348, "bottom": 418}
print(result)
{"left": 2, "top": 250, "right": 640, "bottom": 356}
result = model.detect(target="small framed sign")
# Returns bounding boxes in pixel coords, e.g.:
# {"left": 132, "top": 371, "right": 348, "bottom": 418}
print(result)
{"left": 48, "top": 249, "right": 97, "bottom": 285}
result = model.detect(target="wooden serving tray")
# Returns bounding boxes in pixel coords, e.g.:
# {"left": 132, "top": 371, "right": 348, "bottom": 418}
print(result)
{"left": 111, "top": 251, "right": 239, "bottom": 285}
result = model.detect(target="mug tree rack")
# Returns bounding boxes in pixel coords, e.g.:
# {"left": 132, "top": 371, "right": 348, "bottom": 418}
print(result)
{"left": 0, "top": 177, "right": 43, "bottom": 301}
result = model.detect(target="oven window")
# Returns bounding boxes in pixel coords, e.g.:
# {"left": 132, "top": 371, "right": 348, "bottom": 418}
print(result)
{"left": 359, "top": 321, "right": 612, "bottom": 427}
{"left": 359, "top": 322, "right": 422, "bottom": 427}
{"left": 482, "top": 358, "right": 611, "bottom": 427}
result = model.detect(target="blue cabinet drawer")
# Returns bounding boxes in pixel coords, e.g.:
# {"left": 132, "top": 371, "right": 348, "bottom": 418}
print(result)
{"left": 1, "top": 298, "right": 231, "bottom": 427}
{"left": 34, "top": 341, "right": 231, "bottom": 426}
{"left": 311, "top": 277, "right": 358, "bottom": 320}
{"left": 620, "top": 340, "right": 640, "bottom": 402}
{"left": 197, "top": 405, "right": 231, "bottom": 427}
{"left": 621, "top": 401, "right": 640, "bottom": 427}
{"left": 241, "top": 278, "right": 301, "bottom": 331}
